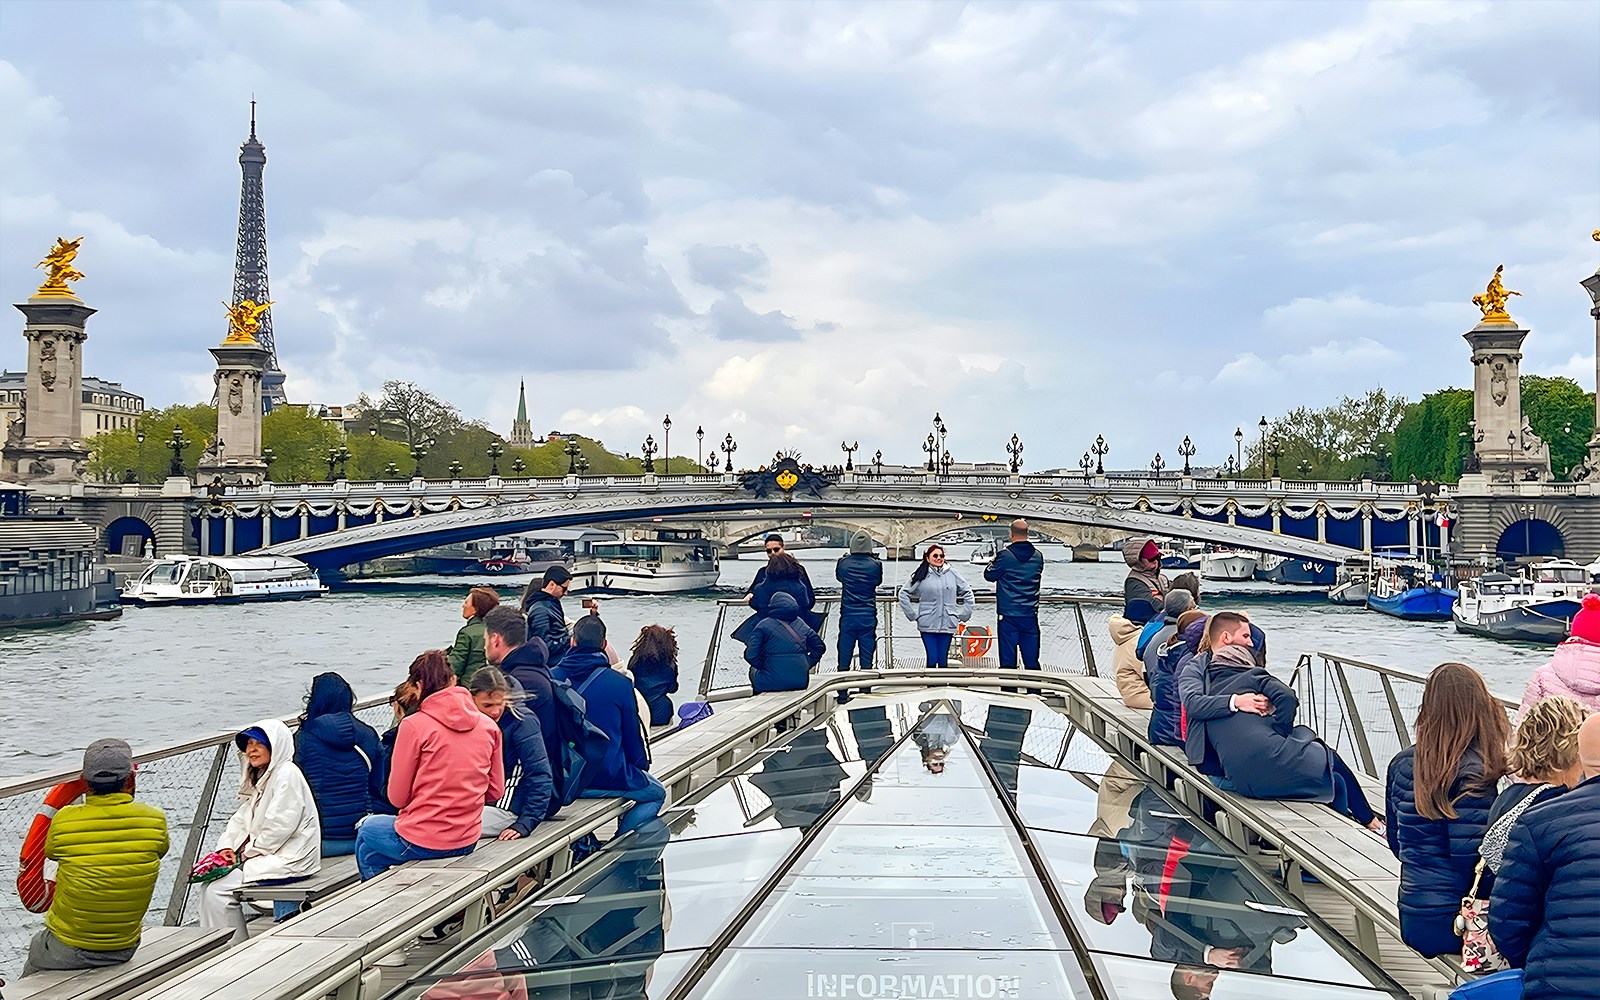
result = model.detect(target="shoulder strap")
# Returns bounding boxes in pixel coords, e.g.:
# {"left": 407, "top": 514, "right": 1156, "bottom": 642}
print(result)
{"left": 778, "top": 620, "right": 805, "bottom": 644}
{"left": 575, "top": 669, "right": 605, "bottom": 698}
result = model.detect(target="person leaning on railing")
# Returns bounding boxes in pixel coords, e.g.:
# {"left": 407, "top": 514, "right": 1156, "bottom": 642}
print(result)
{"left": 21, "top": 739, "right": 169, "bottom": 976}
{"left": 1383, "top": 662, "right": 1509, "bottom": 959}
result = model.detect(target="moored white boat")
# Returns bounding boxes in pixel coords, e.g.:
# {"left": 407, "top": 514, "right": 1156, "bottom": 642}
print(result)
{"left": 1200, "top": 549, "right": 1257, "bottom": 581}
{"left": 569, "top": 529, "right": 720, "bottom": 595}
{"left": 121, "top": 555, "right": 325, "bottom": 605}
{"left": 1452, "top": 559, "right": 1590, "bottom": 644}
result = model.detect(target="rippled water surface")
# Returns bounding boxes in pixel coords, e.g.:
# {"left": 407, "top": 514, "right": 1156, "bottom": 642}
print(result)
{"left": 0, "top": 543, "right": 1545, "bottom": 778}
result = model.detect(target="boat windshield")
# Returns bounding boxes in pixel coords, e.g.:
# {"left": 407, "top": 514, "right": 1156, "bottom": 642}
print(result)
{"left": 144, "top": 562, "right": 183, "bottom": 585}
{"left": 1535, "top": 567, "right": 1584, "bottom": 584}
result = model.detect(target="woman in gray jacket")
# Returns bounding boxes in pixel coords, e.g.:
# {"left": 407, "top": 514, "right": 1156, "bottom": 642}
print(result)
{"left": 898, "top": 545, "right": 975, "bottom": 667}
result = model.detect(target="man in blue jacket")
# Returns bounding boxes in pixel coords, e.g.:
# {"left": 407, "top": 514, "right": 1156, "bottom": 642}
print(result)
{"left": 485, "top": 605, "right": 563, "bottom": 816}
{"left": 1489, "top": 714, "right": 1600, "bottom": 1000}
{"left": 834, "top": 530, "right": 883, "bottom": 675}
{"left": 554, "top": 616, "right": 664, "bottom": 836}
{"left": 984, "top": 520, "right": 1045, "bottom": 676}
{"left": 523, "top": 565, "right": 572, "bottom": 666}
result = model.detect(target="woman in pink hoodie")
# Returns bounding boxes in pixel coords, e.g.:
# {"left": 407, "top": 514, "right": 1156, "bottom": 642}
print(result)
{"left": 355, "top": 651, "right": 504, "bottom": 880}
{"left": 1519, "top": 593, "right": 1600, "bottom": 719}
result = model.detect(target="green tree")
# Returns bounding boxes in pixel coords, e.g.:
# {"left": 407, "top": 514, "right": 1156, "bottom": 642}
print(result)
{"left": 261, "top": 406, "right": 344, "bottom": 483}
{"left": 352, "top": 380, "right": 462, "bottom": 447}
{"left": 1521, "top": 375, "right": 1594, "bottom": 479}
{"left": 1249, "top": 388, "right": 1409, "bottom": 480}
{"left": 1392, "top": 388, "right": 1473, "bottom": 482}
{"left": 88, "top": 404, "right": 218, "bottom": 482}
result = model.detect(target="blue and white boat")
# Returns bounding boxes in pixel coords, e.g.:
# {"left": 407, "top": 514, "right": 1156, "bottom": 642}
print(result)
{"left": 1365, "top": 561, "right": 1457, "bottom": 621}
{"left": 1255, "top": 553, "right": 1336, "bottom": 586}
{"left": 1452, "top": 559, "right": 1590, "bottom": 644}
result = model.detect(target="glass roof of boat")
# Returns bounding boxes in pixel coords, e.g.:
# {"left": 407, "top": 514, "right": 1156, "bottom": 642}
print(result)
{"left": 394, "top": 692, "right": 1407, "bottom": 1000}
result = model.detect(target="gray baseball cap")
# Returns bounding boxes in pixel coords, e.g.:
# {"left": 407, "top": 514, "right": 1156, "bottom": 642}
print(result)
{"left": 83, "top": 738, "right": 134, "bottom": 786}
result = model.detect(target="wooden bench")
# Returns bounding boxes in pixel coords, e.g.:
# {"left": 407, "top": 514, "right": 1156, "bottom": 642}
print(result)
{"left": 128, "top": 938, "right": 364, "bottom": 1000}
{"left": 1057, "top": 673, "right": 1465, "bottom": 990}
{"left": 234, "top": 855, "right": 361, "bottom": 910}
{"left": 6, "top": 927, "right": 232, "bottom": 1000}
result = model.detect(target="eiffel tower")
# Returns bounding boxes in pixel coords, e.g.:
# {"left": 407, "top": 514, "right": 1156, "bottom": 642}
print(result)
{"left": 230, "top": 101, "right": 287, "bottom": 410}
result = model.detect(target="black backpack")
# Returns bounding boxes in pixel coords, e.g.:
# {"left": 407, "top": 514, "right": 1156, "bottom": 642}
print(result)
{"left": 548, "top": 671, "right": 614, "bottom": 806}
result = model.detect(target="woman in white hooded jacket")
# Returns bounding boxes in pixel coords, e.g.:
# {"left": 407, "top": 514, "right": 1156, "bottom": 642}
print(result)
{"left": 199, "top": 717, "right": 322, "bottom": 943}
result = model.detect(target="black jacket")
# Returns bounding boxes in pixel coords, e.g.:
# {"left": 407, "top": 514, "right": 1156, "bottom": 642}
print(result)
{"left": 1192, "top": 649, "right": 1333, "bottom": 802}
{"left": 983, "top": 541, "right": 1044, "bottom": 617}
{"left": 496, "top": 708, "right": 554, "bottom": 836}
{"left": 1384, "top": 745, "right": 1498, "bottom": 958}
{"left": 834, "top": 553, "right": 883, "bottom": 624}
{"left": 1489, "top": 776, "right": 1600, "bottom": 1000}
{"left": 295, "top": 711, "right": 384, "bottom": 841}
{"left": 501, "top": 640, "right": 564, "bottom": 808}
{"left": 630, "top": 651, "right": 678, "bottom": 727}
{"left": 745, "top": 593, "right": 825, "bottom": 692}
{"left": 1149, "top": 615, "right": 1204, "bottom": 748}
{"left": 523, "top": 590, "right": 570, "bottom": 665}
{"left": 752, "top": 574, "right": 822, "bottom": 630}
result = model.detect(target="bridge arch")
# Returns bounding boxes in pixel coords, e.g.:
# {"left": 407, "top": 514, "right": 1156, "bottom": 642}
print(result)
{"left": 1495, "top": 517, "right": 1567, "bottom": 561}
{"left": 104, "top": 515, "right": 156, "bottom": 557}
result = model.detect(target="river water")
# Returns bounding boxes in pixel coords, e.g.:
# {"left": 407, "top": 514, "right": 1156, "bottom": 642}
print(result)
{"left": 0, "top": 542, "right": 1548, "bottom": 779}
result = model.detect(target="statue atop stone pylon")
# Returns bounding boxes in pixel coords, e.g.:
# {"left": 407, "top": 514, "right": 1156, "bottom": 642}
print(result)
{"left": 34, "top": 238, "right": 85, "bottom": 298}
{"left": 1473, "top": 264, "right": 1522, "bottom": 323}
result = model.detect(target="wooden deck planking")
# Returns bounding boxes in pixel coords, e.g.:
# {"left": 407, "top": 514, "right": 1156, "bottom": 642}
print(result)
{"left": 1298, "top": 881, "right": 1453, "bottom": 1000}
{"left": 129, "top": 937, "right": 363, "bottom": 1000}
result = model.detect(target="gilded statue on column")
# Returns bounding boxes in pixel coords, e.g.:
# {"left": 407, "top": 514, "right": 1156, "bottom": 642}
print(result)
{"left": 222, "top": 299, "right": 273, "bottom": 344}
{"left": 34, "top": 237, "right": 86, "bottom": 297}
{"left": 1472, "top": 264, "right": 1521, "bottom": 323}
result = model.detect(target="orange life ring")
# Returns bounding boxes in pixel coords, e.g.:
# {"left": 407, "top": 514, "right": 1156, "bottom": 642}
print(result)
{"left": 957, "top": 623, "right": 994, "bottom": 659}
{"left": 18, "top": 779, "right": 88, "bottom": 913}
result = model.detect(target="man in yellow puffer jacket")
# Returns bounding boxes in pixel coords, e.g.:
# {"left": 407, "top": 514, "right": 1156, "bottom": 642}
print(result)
{"left": 22, "top": 738, "right": 169, "bottom": 975}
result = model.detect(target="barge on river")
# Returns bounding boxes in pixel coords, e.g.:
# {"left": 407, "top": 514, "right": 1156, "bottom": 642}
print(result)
{"left": 568, "top": 528, "right": 720, "bottom": 594}
{"left": 121, "top": 554, "right": 325, "bottom": 605}
{"left": 1452, "top": 559, "right": 1589, "bottom": 644}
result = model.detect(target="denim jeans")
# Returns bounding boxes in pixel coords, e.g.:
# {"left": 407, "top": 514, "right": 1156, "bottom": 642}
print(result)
{"left": 920, "top": 631, "right": 954, "bottom": 667}
{"left": 355, "top": 814, "right": 474, "bottom": 880}
{"left": 996, "top": 614, "right": 1041, "bottom": 670}
{"left": 1327, "top": 749, "right": 1376, "bottom": 825}
{"left": 837, "top": 619, "right": 878, "bottom": 670}
{"left": 580, "top": 774, "right": 667, "bottom": 835}
{"left": 321, "top": 837, "right": 358, "bottom": 858}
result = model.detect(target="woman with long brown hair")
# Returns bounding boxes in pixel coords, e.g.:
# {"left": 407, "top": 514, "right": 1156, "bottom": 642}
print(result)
{"left": 1384, "top": 662, "right": 1509, "bottom": 957}
{"left": 628, "top": 625, "right": 680, "bottom": 727}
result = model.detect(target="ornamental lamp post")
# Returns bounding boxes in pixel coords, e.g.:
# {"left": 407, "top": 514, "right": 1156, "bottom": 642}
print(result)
{"left": 1178, "top": 435, "right": 1196, "bottom": 476}
{"left": 1234, "top": 426, "right": 1244, "bottom": 472}
{"left": 1258, "top": 416, "right": 1268, "bottom": 477}
{"left": 382, "top": 461, "right": 400, "bottom": 479}
{"left": 1151, "top": 452, "right": 1165, "bottom": 477}
{"left": 510, "top": 455, "right": 526, "bottom": 476}
{"left": 1268, "top": 436, "right": 1283, "bottom": 479}
{"left": 168, "top": 425, "right": 186, "bottom": 478}
{"left": 564, "top": 438, "right": 582, "bottom": 475}
{"left": 841, "top": 440, "right": 859, "bottom": 471}
{"left": 1224, "top": 454, "right": 1237, "bottom": 477}
{"left": 411, "top": 442, "right": 428, "bottom": 478}
{"left": 1092, "top": 434, "right": 1109, "bottom": 476}
{"left": 923, "top": 433, "right": 938, "bottom": 472}
{"left": 135, "top": 428, "right": 146, "bottom": 481}
{"left": 941, "top": 450, "right": 952, "bottom": 477}
{"left": 873, "top": 449, "right": 883, "bottom": 478}
{"left": 487, "top": 440, "right": 504, "bottom": 476}
{"left": 932, "top": 412, "right": 947, "bottom": 461}
{"left": 263, "top": 447, "right": 276, "bottom": 483}
{"left": 1007, "top": 433, "right": 1024, "bottom": 474}
{"left": 335, "top": 445, "right": 351, "bottom": 480}
{"left": 696, "top": 425, "right": 705, "bottom": 472}
{"left": 721, "top": 433, "right": 737, "bottom": 473}
{"left": 448, "top": 460, "right": 464, "bottom": 479}
{"left": 326, "top": 447, "right": 339, "bottom": 482}
{"left": 641, "top": 434, "right": 657, "bottom": 473}
{"left": 662, "top": 414, "right": 672, "bottom": 475}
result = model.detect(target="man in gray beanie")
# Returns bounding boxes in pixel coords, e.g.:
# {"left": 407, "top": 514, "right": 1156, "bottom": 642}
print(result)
{"left": 1138, "top": 589, "right": 1196, "bottom": 685}
{"left": 834, "top": 530, "right": 884, "bottom": 686}
{"left": 21, "top": 739, "right": 169, "bottom": 976}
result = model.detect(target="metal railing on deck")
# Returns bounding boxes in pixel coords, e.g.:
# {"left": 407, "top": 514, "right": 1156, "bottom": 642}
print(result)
{"left": 696, "top": 594, "right": 1120, "bottom": 695}
{"left": 0, "top": 693, "right": 398, "bottom": 978}
{"left": 1289, "top": 652, "right": 1519, "bottom": 778}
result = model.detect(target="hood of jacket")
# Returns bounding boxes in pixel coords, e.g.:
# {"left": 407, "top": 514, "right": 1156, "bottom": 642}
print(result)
{"left": 301, "top": 673, "right": 360, "bottom": 746}
{"left": 849, "top": 530, "right": 875, "bottom": 554}
{"left": 1007, "top": 540, "right": 1037, "bottom": 562}
{"left": 556, "top": 645, "right": 613, "bottom": 681}
{"left": 1123, "top": 538, "right": 1154, "bottom": 568}
{"left": 238, "top": 717, "right": 296, "bottom": 795}
{"left": 1547, "top": 637, "right": 1600, "bottom": 696}
{"left": 501, "top": 638, "right": 551, "bottom": 671}
{"left": 300, "top": 709, "right": 362, "bottom": 749}
{"left": 768, "top": 591, "right": 801, "bottom": 621}
{"left": 419, "top": 685, "right": 486, "bottom": 733}
{"left": 1178, "top": 614, "right": 1209, "bottom": 649}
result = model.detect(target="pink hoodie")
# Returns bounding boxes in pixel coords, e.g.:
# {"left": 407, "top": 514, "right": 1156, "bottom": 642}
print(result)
{"left": 1519, "top": 637, "right": 1600, "bottom": 719}
{"left": 389, "top": 686, "right": 504, "bottom": 850}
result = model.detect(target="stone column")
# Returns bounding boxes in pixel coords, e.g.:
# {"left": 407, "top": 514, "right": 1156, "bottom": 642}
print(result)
{"left": 1464, "top": 318, "right": 1550, "bottom": 483}
{"left": 199, "top": 340, "right": 270, "bottom": 485}
{"left": 1581, "top": 266, "right": 1600, "bottom": 475}
{"left": 1, "top": 296, "right": 95, "bottom": 483}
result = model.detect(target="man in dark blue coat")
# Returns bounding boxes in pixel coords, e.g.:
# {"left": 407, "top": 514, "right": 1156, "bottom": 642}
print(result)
{"left": 984, "top": 519, "right": 1045, "bottom": 674}
{"left": 485, "top": 605, "right": 562, "bottom": 816}
{"left": 1489, "top": 715, "right": 1600, "bottom": 1000}
{"left": 555, "top": 616, "right": 664, "bottom": 836}
{"left": 523, "top": 565, "right": 572, "bottom": 666}
{"left": 834, "top": 530, "right": 883, "bottom": 673}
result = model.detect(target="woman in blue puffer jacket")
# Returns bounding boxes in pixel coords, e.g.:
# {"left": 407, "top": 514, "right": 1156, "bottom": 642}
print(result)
{"left": 295, "top": 672, "right": 385, "bottom": 856}
{"left": 1384, "top": 662, "right": 1509, "bottom": 958}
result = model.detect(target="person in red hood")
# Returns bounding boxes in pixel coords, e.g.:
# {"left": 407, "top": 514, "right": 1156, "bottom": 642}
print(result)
{"left": 356, "top": 650, "right": 504, "bottom": 880}
{"left": 1519, "top": 592, "right": 1600, "bottom": 718}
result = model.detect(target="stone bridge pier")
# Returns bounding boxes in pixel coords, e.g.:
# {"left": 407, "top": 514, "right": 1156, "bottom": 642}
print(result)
{"left": 30, "top": 480, "right": 195, "bottom": 562}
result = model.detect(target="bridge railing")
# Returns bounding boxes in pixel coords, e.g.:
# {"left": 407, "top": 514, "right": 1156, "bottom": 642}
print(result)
{"left": 695, "top": 593, "right": 1121, "bottom": 696}
{"left": 0, "top": 694, "right": 398, "bottom": 977}
{"left": 1288, "top": 652, "right": 1519, "bottom": 777}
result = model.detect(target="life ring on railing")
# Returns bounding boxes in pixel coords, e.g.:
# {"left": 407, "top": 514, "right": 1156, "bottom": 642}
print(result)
{"left": 956, "top": 623, "right": 994, "bottom": 659}
{"left": 17, "top": 778, "right": 88, "bottom": 913}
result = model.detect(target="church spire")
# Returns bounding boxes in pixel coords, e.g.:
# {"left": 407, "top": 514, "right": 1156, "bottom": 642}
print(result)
{"left": 510, "top": 379, "right": 534, "bottom": 446}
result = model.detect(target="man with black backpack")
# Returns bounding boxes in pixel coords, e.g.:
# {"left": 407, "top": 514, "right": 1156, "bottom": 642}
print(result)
{"left": 554, "top": 616, "right": 663, "bottom": 837}
{"left": 485, "top": 606, "right": 563, "bottom": 818}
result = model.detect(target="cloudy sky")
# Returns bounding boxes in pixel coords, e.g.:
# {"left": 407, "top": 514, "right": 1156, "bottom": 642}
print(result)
{"left": 2, "top": 0, "right": 1597, "bottom": 471}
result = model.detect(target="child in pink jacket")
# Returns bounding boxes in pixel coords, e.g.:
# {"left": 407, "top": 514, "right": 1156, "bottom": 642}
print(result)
{"left": 1519, "top": 593, "right": 1600, "bottom": 719}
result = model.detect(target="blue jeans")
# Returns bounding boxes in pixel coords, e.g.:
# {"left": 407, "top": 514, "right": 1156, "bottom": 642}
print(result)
{"left": 921, "top": 632, "right": 954, "bottom": 667}
{"left": 1328, "top": 749, "right": 1376, "bottom": 825}
{"left": 580, "top": 774, "right": 666, "bottom": 835}
{"left": 997, "top": 614, "right": 1041, "bottom": 669}
{"left": 1206, "top": 774, "right": 1237, "bottom": 792}
{"left": 355, "top": 814, "right": 474, "bottom": 880}
{"left": 838, "top": 619, "right": 877, "bottom": 670}
{"left": 321, "top": 837, "right": 357, "bottom": 858}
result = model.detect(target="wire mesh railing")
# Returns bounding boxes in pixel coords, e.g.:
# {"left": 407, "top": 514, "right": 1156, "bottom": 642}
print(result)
{"left": 696, "top": 594, "right": 1121, "bottom": 695}
{"left": 1288, "top": 652, "right": 1519, "bottom": 778}
{"left": 0, "top": 693, "right": 394, "bottom": 979}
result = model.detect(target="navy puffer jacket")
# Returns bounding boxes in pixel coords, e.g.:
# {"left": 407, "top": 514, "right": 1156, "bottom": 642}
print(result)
{"left": 495, "top": 708, "right": 554, "bottom": 836}
{"left": 524, "top": 590, "right": 570, "bottom": 666}
{"left": 1384, "top": 746, "right": 1498, "bottom": 958}
{"left": 745, "top": 593, "right": 825, "bottom": 693}
{"left": 294, "top": 673, "right": 384, "bottom": 841}
{"left": 1149, "top": 615, "right": 1205, "bottom": 747}
{"left": 1489, "top": 776, "right": 1600, "bottom": 1000}
{"left": 983, "top": 541, "right": 1044, "bottom": 618}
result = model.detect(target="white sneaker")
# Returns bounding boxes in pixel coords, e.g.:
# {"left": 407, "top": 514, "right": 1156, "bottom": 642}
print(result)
{"left": 374, "top": 949, "right": 408, "bottom": 968}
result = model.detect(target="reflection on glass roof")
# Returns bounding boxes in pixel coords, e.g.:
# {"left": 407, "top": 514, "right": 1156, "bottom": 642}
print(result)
{"left": 400, "top": 690, "right": 1408, "bottom": 1000}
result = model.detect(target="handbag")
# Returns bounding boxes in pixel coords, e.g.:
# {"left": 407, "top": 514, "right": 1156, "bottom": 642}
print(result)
{"left": 189, "top": 850, "right": 241, "bottom": 884}
{"left": 1446, "top": 968, "right": 1523, "bottom": 1000}
{"left": 1455, "top": 783, "right": 1552, "bottom": 972}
